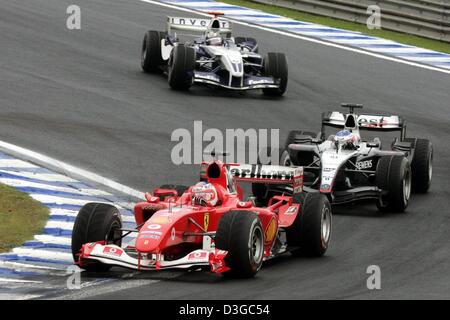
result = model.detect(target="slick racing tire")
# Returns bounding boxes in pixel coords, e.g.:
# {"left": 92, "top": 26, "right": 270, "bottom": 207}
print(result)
{"left": 235, "top": 37, "right": 258, "bottom": 53}
{"left": 262, "top": 52, "right": 288, "bottom": 97}
{"left": 281, "top": 130, "right": 317, "bottom": 166}
{"left": 71, "top": 203, "right": 122, "bottom": 272}
{"left": 376, "top": 155, "right": 412, "bottom": 213}
{"left": 286, "top": 193, "right": 332, "bottom": 257}
{"left": 404, "top": 138, "right": 433, "bottom": 193}
{"left": 157, "top": 184, "right": 189, "bottom": 199}
{"left": 168, "top": 44, "right": 195, "bottom": 90}
{"left": 251, "top": 147, "right": 284, "bottom": 206}
{"left": 141, "top": 30, "right": 167, "bottom": 73}
{"left": 215, "top": 211, "right": 264, "bottom": 278}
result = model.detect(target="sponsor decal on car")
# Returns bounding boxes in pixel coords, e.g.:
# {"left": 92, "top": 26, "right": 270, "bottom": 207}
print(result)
{"left": 247, "top": 78, "right": 273, "bottom": 85}
{"left": 141, "top": 230, "right": 163, "bottom": 235}
{"left": 195, "top": 72, "right": 220, "bottom": 83}
{"left": 285, "top": 205, "right": 299, "bottom": 215}
{"left": 188, "top": 251, "right": 208, "bottom": 260}
{"left": 103, "top": 247, "right": 123, "bottom": 257}
{"left": 204, "top": 212, "right": 210, "bottom": 231}
{"left": 171, "top": 227, "right": 176, "bottom": 241}
{"left": 140, "top": 234, "right": 160, "bottom": 240}
{"left": 356, "top": 160, "right": 373, "bottom": 170}
{"left": 265, "top": 218, "right": 277, "bottom": 243}
{"left": 168, "top": 17, "right": 231, "bottom": 30}
{"left": 147, "top": 224, "right": 162, "bottom": 230}
{"left": 151, "top": 216, "right": 171, "bottom": 224}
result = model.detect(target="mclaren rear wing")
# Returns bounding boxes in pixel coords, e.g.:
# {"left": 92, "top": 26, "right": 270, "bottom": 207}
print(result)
{"left": 230, "top": 164, "right": 303, "bottom": 193}
{"left": 321, "top": 111, "right": 407, "bottom": 138}
{"left": 167, "top": 16, "right": 232, "bottom": 37}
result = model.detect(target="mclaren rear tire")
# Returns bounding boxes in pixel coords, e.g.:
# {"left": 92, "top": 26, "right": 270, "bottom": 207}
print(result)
{"left": 283, "top": 130, "right": 316, "bottom": 166}
{"left": 252, "top": 147, "right": 283, "bottom": 206}
{"left": 376, "top": 155, "right": 412, "bottom": 213}
{"left": 404, "top": 138, "right": 433, "bottom": 193}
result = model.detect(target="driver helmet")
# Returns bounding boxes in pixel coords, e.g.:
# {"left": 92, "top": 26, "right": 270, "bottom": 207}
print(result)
{"left": 191, "top": 182, "right": 218, "bottom": 206}
{"left": 206, "top": 31, "right": 223, "bottom": 46}
{"left": 334, "top": 130, "right": 360, "bottom": 150}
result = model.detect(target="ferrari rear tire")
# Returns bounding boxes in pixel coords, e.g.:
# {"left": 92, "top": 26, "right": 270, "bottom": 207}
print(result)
{"left": 215, "top": 211, "right": 264, "bottom": 278}
{"left": 141, "top": 30, "right": 167, "bottom": 73}
{"left": 168, "top": 44, "right": 195, "bottom": 90}
{"left": 376, "top": 155, "right": 412, "bottom": 212}
{"left": 263, "top": 52, "right": 288, "bottom": 97}
{"left": 287, "top": 193, "right": 332, "bottom": 257}
{"left": 71, "top": 203, "right": 122, "bottom": 272}
{"left": 404, "top": 138, "right": 433, "bottom": 193}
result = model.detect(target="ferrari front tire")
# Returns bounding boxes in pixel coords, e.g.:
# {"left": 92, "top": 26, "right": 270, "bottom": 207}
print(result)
{"left": 262, "top": 52, "right": 288, "bottom": 97}
{"left": 71, "top": 203, "right": 122, "bottom": 272}
{"left": 287, "top": 193, "right": 332, "bottom": 257}
{"left": 141, "top": 30, "right": 167, "bottom": 73}
{"left": 215, "top": 211, "right": 264, "bottom": 278}
{"left": 168, "top": 44, "right": 195, "bottom": 90}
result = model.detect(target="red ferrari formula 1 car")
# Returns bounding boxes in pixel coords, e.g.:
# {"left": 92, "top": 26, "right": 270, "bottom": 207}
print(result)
{"left": 71, "top": 159, "right": 332, "bottom": 278}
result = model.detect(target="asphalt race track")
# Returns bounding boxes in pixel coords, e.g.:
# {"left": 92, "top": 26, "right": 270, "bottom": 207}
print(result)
{"left": 1, "top": 0, "right": 450, "bottom": 299}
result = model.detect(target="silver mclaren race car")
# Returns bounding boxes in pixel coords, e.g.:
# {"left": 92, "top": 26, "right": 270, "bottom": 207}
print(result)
{"left": 255, "top": 104, "right": 433, "bottom": 213}
{"left": 140, "top": 12, "right": 288, "bottom": 96}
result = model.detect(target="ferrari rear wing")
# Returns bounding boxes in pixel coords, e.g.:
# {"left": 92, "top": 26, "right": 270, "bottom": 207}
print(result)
{"left": 167, "top": 16, "right": 232, "bottom": 37}
{"left": 322, "top": 111, "right": 406, "bottom": 138}
{"left": 230, "top": 164, "right": 303, "bottom": 193}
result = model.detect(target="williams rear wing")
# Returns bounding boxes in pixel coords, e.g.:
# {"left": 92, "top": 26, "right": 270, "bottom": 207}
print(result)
{"left": 167, "top": 16, "right": 232, "bottom": 37}
{"left": 230, "top": 164, "right": 303, "bottom": 193}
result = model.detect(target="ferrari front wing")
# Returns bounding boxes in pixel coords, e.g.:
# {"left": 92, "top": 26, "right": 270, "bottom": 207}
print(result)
{"left": 77, "top": 242, "right": 229, "bottom": 273}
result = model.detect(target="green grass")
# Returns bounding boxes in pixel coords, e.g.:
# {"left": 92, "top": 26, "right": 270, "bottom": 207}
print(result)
{"left": 0, "top": 184, "right": 49, "bottom": 253}
{"left": 221, "top": 0, "right": 450, "bottom": 54}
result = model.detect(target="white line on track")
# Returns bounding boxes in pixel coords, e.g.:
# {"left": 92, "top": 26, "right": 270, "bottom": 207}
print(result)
{"left": 141, "top": 0, "right": 450, "bottom": 75}
{"left": 0, "top": 140, "right": 145, "bottom": 200}
{"left": 0, "top": 278, "right": 43, "bottom": 284}
{"left": 0, "top": 178, "right": 112, "bottom": 196}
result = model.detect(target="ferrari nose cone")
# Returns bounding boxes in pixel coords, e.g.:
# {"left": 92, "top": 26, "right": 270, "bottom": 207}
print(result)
{"left": 136, "top": 215, "right": 173, "bottom": 252}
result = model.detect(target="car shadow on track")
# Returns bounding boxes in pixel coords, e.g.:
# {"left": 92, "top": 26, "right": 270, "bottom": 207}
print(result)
{"left": 331, "top": 201, "right": 404, "bottom": 218}
{"left": 78, "top": 253, "right": 332, "bottom": 284}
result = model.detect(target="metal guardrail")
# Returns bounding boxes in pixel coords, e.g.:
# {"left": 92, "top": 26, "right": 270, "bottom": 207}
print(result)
{"left": 250, "top": 0, "right": 450, "bottom": 42}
